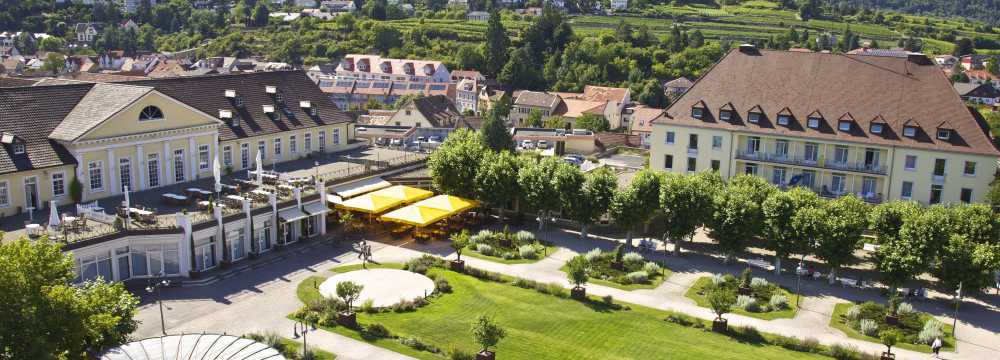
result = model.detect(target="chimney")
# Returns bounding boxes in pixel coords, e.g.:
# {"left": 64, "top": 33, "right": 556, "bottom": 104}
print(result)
{"left": 738, "top": 44, "right": 759, "bottom": 55}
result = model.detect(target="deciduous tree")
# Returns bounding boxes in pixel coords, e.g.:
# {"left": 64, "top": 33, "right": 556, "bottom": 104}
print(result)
{"left": 876, "top": 205, "right": 950, "bottom": 293}
{"left": 517, "top": 157, "right": 562, "bottom": 230}
{"left": 429, "top": 129, "right": 487, "bottom": 199}
{"left": 762, "top": 187, "right": 820, "bottom": 273}
{"left": 565, "top": 166, "right": 616, "bottom": 240}
{"left": 474, "top": 150, "right": 520, "bottom": 220}
{"left": 812, "top": 195, "right": 869, "bottom": 284}
{"left": 610, "top": 169, "right": 661, "bottom": 248}
{"left": 660, "top": 171, "right": 720, "bottom": 256}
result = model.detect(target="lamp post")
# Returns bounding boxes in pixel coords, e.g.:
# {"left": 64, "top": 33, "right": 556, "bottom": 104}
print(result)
{"left": 145, "top": 278, "right": 171, "bottom": 335}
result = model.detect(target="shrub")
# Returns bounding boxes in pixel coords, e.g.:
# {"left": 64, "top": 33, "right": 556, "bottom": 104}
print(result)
{"left": 736, "top": 295, "right": 758, "bottom": 312}
{"left": 664, "top": 313, "right": 700, "bottom": 327}
{"left": 733, "top": 325, "right": 765, "bottom": 343}
{"left": 403, "top": 255, "right": 442, "bottom": 274}
{"left": 501, "top": 251, "right": 515, "bottom": 260}
{"left": 602, "top": 295, "right": 613, "bottom": 305}
{"left": 464, "top": 266, "right": 503, "bottom": 282}
{"left": 449, "top": 348, "right": 476, "bottom": 360}
{"left": 584, "top": 248, "right": 603, "bottom": 262}
{"left": 622, "top": 252, "right": 645, "bottom": 265}
{"left": 513, "top": 230, "right": 535, "bottom": 244}
{"left": 799, "top": 337, "right": 821, "bottom": 353}
{"left": 392, "top": 299, "right": 417, "bottom": 313}
{"left": 361, "top": 323, "right": 391, "bottom": 340}
{"left": 896, "top": 302, "right": 914, "bottom": 315}
{"left": 476, "top": 244, "right": 494, "bottom": 256}
{"left": 769, "top": 294, "right": 789, "bottom": 310}
{"left": 711, "top": 273, "right": 727, "bottom": 286}
{"left": 750, "top": 277, "right": 769, "bottom": 288}
{"left": 859, "top": 319, "right": 879, "bottom": 337}
{"left": 918, "top": 319, "right": 945, "bottom": 345}
{"left": 435, "top": 277, "right": 452, "bottom": 293}
{"left": 518, "top": 244, "right": 537, "bottom": 259}
{"left": 547, "top": 282, "right": 567, "bottom": 297}
{"left": 401, "top": 337, "right": 432, "bottom": 351}
{"left": 512, "top": 277, "right": 537, "bottom": 289}
{"left": 643, "top": 262, "right": 661, "bottom": 275}
{"left": 361, "top": 299, "right": 377, "bottom": 314}
{"left": 830, "top": 343, "right": 860, "bottom": 360}
{"left": 845, "top": 305, "right": 862, "bottom": 321}
{"left": 471, "top": 230, "right": 493, "bottom": 244}
{"left": 740, "top": 268, "right": 752, "bottom": 287}
{"left": 626, "top": 271, "right": 649, "bottom": 284}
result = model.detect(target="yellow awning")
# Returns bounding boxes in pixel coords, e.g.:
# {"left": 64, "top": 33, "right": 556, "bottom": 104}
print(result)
{"left": 369, "top": 185, "right": 434, "bottom": 204}
{"left": 335, "top": 193, "right": 402, "bottom": 214}
{"left": 412, "top": 194, "right": 477, "bottom": 213}
{"left": 380, "top": 205, "right": 451, "bottom": 227}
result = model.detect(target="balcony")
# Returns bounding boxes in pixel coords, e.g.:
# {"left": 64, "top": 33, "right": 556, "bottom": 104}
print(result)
{"left": 735, "top": 150, "right": 887, "bottom": 175}
{"left": 783, "top": 184, "right": 883, "bottom": 204}
{"left": 932, "top": 174, "right": 946, "bottom": 185}
{"left": 687, "top": 147, "right": 698, "bottom": 156}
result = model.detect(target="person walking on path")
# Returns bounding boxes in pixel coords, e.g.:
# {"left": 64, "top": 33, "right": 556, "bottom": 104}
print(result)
{"left": 931, "top": 337, "right": 942, "bottom": 358}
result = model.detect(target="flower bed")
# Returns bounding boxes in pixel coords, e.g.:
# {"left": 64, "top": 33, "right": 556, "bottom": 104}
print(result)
{"left": 829, "top": 301, "right": 955, "bottom": 353}
{"left": 465, "top": 228, "right": 555, "bottom": 264}
{"left": 567, "top": 246, "right": 670, "bottom": 290}
{"left": 685, "top": 271, "right": 798, "bottom": 320}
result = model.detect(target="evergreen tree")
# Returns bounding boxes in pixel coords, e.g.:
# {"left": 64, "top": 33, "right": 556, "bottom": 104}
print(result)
{"left": 483, "top": 7, "right": 509, "bottom": 77}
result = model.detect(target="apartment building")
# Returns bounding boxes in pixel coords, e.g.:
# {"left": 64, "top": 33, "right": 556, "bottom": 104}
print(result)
{"left": 650, "top": 46, "right": 1000, "bottom": 205}
{"left": 333, "top": 55, "right": 451, "bottom": 83}
{"left": 510, "top": 86, "right": 631, "bottom": 129}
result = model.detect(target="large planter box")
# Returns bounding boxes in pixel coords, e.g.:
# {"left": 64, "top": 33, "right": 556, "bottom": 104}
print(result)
{"left": 571, "top": 286, "right": 586, "bottom": 300}
{"left": 476, "top": 350, "right": 496, "bottom": 360}
{"left": 337, "top": 311, "right": 358, "bottom": 329}
{"left": 712, "top": 318, "right": 728, "bottom": 333}
{"left": 884, "top": 314, "right": 898, "bottom": 326}
{"left": 738, "top": 286, "right": 752, "bottom": 296}
{"left": 880, "top": 352, "right": 895, "bottom": 360}
{"left": 450, "top": 260, "right": 465, "bottom": 272}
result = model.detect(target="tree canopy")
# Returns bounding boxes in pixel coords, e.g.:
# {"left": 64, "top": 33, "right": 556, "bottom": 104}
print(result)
{"left": 428, "top": 129, "right": 487, "bottom": 199}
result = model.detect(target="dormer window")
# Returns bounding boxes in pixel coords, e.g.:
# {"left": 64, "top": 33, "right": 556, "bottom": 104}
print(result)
{"left": 300, "top": 101, "right": 312, "bottom": 109}
{"left": 265, "top": 85, "right": 277, "bottom": 94}
{"left": 263, "top": 105, "right": 275, "bottom": 113}
{"left": 275, "top": 93, "right": 284, "bottom": 104}
{"left": 138, "top": 106, "right": 164, "bottom": 121}
{"left": 234, "top": 95, "right": 244, "bottom": 108}
{"left": 225, "top": 89, "right": 237, "bottom": 98}
{"left": 807, "top": 117, "right": 820, "bottom": 129}
{"left": 937, "top": 129, "right": 951, "bottom": 140}
{"left": 719, "top": 110, "right": 732, "bottom": 121}
{"left": 838, "top": 121, "right": 852, "bottom": 131}
{"left": 692, "top": 107, "right": 704, "bottom": 119}
{"left": 219, "top": 109, "right": 232, "bottom": 119}
{"left": 777, "top": 115, "right": 790, "bottom": 126}
{"left": 870, "top": 123, "right": 883, "bottom": 134}
{"left": 748, "top": 112, "right": 761, "bottom": 123}
{"left": 903, "top": 126, "right": 917, "bottom": 138}
{"left": 13, "top": 142, "right": 25, "bottom": 155}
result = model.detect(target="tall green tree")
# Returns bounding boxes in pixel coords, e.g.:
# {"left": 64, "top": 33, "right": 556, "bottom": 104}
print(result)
{"left": 876, "top": 205, "right": 951, "bottom": 293}
{"left": 251, "top": 2, "right": 270, "bottom": 27}
{"left": 708, "top": 175, "right": 774, "bottom": 263}
{"left": 575, "top": 114, "right": 610, "bottom": 132}
{"left": 660, "top": 171, "right": 720, "bottom": 256}
{"left": 953, "top": 37, "right": 976, "bottom": 56}
{"left": 483, "top": 7, "right": 509, "bottom": 77}
{"left": 565, "top": 166, "right": 616, "bottom": 240}
{"left": 517, "top": 157, "right": 562, "bottom": 230}
{"left": 474, "top": 150, "right": 520, "bottom": 221}
{"left": 553, "top": 161, "right": 586, "bottom": 230}
{"left": 479, "top": 110, "right": 514, "bottom": 152}
{"left": 428, "top": 129, "right": 487, "bottom": 199}
{"left": 762, "top": 187, "right": 820, "bottom": 274}
{"left": 499, "top": 47, "right": 545, "bottom": 90}
{"left": 933, "top": 234, "right": 995, "bottom": 293}
{"left": 812, "top": 195, "right": 869, "bottom": 284}
{"left": 0, "top": 238, "right": 139, "bottom": 358}
{"left": 610, "top": 169, "right": 661, "bottom": 248}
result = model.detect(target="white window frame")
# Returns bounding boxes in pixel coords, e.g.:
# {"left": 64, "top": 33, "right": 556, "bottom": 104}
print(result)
{"left": 691, "top": 107, "right": 704, "bottom": 119}
{"left": 289, "top": 135, "right": 298, "bottom": 153}
{"left": 777, "top": 115, "right": 789, "bottom": 125}
{"left": 13, "top": 142, "right": 25, "bottom": 154}
{"left": 963, "top": 161, "right": 976, "bottom": 176}
{"left": 258, "top": 140, "right": 267, "bottom": 160}
{"left": 807, "top": 117, "right": 820, "bottom": 129}
{"left": 870, "top": 123, "right": 883, "bottom": 134}
{"left": 748, "top": 112, "right": 760, "bottom": 123}
{"left": 147, "top": 153, "right": 160, "bottom": 188}
{"left": 333, "top": 129, "right": 340, "bottom": 145}
{"left": 223, "top": 145, "right": 233, "bottom": 167}
{"left": 0, "top": 180, "right": 10, "bottom": 208}
{"left": 88, "top": 161, "right": 104, "bottom": 192}
{"left": 904, "top": 155, "right": 917, "bottom": 171}
{"left": 241, "top": 143, "right": 250, "bottom": 169}
{"left": 198, "top": 145, "right": 210, "bottom": 170}
{"left": 665, "top": 131, "right": 675, "bottom": 145}
{"left": 51, "top": 172, "right": 66, "bottom": 198}
{"left": 712, "top": 136, "right": 722, "bottom": 149}
{"left": 119, "top": 157, "right": 131, "bottom": 192}
{"left": 318, "top": 131, "right": 326, "bottom": 152}
{"left": 173, "top": 149, "right": 185, "bottom": 183}
{"left": 304, "top": 133, "right": 312, "bottom": 152}
{"left": 903, "top": 126, "right": 916, "bottom": 138}
{"left": 838, "top": 121, "right": 851, "bottom": 131}
{"left": 900, "top": 181, "right": 913, "bottom": 200}
{"left": 273, "top": 138, "right": 282, "bottom": 158}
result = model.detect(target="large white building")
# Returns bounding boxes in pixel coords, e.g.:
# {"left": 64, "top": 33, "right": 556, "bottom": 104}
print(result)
{"left": 333, "top": 55, "right": 451, "bottom": 83}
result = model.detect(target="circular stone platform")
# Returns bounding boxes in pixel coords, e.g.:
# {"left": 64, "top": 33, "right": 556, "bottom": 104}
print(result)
{"left": 318, "top": 268, "right": 435, "bottom": 308}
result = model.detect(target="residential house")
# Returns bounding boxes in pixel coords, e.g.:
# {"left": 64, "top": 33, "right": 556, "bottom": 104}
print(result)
{"left": 934, "top": 54, "right": 957, "bottom": 68}
{"left": 955, "top": 82, "right": 1000, "bottom": 105}
{"left": 317, "top": 78, "right": 453, "bottom": 110}
{"left": 467, "top": 11, "right": 489, "bottom": 21}
{"left": 75, "top": 23, "right": 103, "bottom": 43}
{"left": 1, "top": 57, "right": 26, "bottom": 76}
{"left": 511, "top": 86, "right": 630, "bottom": 129}
{"left": 651, "top": 45, "right": 1000, "bottom": 205}
{"left": 663, "top": 77, "right": 693, "bottom": 100}
{"left": 451, "top": 70, "right": 485, "bottom": 83}
{"left": 322, "top": 0, "right": 357, "bottom": 12}
{"left": 477, "top": 85, "right": 506, "bottom": 117}
{"left": 510, "top": 91, "right": 562, "bottom": 126}
{"left": 624, "top": 105, "right": 662, "bottom": 148}
{"left": 334, "top": 55, "right": 451, "bottom": 83}
{"left": 965, "top": 69, "right": 1000, "bottom": 88}
{"left": 455, "top": 78, "right": 478, "bottom": 114}
{"left": 611, "top": 0, "right": 627, "bottom": 10}
{"left": 959, "top": 54, "right": 1000, "bottom": 70}
{"left": 119, "top": 19, "right": 140, "bottom": 34}
{"left": 389, "top": 95, "right": 464, "bottom": 128}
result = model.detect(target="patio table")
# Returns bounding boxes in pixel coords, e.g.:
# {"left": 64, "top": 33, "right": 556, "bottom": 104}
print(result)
{"left": 25, "top": 223, "right": 41, "bottom": 237}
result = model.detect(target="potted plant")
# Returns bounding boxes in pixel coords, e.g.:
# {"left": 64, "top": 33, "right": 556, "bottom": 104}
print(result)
{"left": 879, "top": 330, "right": 899, "bottom": 360}
{"left": 335, "top": 281, "right": 363, "bottom": 329}
{"left": 611, "top": 243, "right": 625, "bottom": 270}
{"left": 69, "top": 177, "right": 83, "bottom": 203}
{"left": 884, "top": 295, "right": 900, "bottom": 325}
{"left": 738, "top": 268, "right": 753, "bottom": 296}
{"left": 471, "top": 315, "right": 506, "bottom": 360}
{"left": 708, "top": 287, "right": 736, "bottom": 333}
{"left": 567, "top": 255, "right": 589, "bottom": 300}
{"left": 498, "top": 225, "right": 512, "bottom": 248}
{"left": 450, "top": 230, "right": 470, "bottom": 271}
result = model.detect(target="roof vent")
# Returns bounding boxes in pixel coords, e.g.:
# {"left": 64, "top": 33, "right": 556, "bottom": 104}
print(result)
{"left": 219, "top": 109, "right": 232, "bottom": 119}
{"left": 263, "top": 105, "right": 275, "bottom": 113}
{"left": 300, "top": 101, "right": 312, "bottom": 108}
{"left": 225, "top": 89, "right": 237, "bottom": 98}
{"left": 265, "top": 85, "right": 277, "bottom": 94}
{"left": 738, "top": 44, "right": 759, "bottom": 55}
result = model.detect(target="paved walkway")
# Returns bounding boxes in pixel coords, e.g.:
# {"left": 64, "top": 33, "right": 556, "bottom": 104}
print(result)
{"left": 134, "top": 227, "right": 1000, "bottom": 360}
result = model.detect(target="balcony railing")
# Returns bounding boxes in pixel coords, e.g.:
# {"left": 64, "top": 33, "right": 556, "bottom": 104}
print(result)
{"left": 777, "top": 184, "right": 883, "bottom": 204}
{"left": 735, "top": 151, "right": 887, "bottom": 175}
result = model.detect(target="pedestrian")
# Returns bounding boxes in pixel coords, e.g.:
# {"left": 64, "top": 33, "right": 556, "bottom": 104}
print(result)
{"left": 931, "top": 337, "right": 942, "bottom": 358}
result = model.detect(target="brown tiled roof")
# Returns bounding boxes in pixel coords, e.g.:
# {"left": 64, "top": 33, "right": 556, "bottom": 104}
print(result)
{"left": 122, "top": 71, "right": 353, "bottom": 142}
{"left": 0, "top": 84, "right": 93, "bottom": 174}
{"left": 410, "top": 95, "right": 462, "bottom": 128}
{"left": 654, "top": 49, "right": 1000, "bottom": 156}
{"left": 0, "top": 77, "right": 38, "bottom": 88}
{"left": 628, "top": 105, "right": 663, "bottom": 133}
{"left": 515, "top": 91, "right": 560, "bottom": 108}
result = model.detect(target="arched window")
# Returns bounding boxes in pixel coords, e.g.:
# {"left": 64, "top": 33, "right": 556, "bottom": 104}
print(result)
{"left": 139, "top": 106, "right": 164, "bottom": 121}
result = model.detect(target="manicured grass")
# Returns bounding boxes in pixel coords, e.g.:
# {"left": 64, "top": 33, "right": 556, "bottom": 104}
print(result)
{"left": 828, "top": 303, "right": 955, "bottom": 354}
{"left": 684, "top": 277, "right": 799, "bottom": 320}
{"left": 279, "top": 338, "right": 337, "bottom": 360}
{"left": 461, "top": 245, "right": 559, "bottom": 264}
{"left": 558, "top": 263, "right": 673, "bottom": 291}
{"left": 296, "top": 264, "right": 830, "bottom": 360}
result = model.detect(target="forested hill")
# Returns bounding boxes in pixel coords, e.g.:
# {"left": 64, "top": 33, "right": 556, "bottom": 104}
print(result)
{"left": 835, "top": 0, "right": 1000, "bottom": 25}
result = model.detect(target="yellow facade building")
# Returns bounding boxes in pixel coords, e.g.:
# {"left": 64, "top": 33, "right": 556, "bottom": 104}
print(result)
{"left": 650, "top": 47, "right": 999, "bottom": 205}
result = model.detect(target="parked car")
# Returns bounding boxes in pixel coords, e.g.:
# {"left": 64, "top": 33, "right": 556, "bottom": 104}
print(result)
{"left": 390, "top": 138, "right": 403, "bottom": 146}
{"left": 563, "top": 156, "right": 582, "bottom": 166}
{"left": 374, "top": 137, "right": 388, "bottom": 146}
{"left": 521, "top": 139, "right": 535, "bottom": 149}
{"left": 416, "top": 136, "right": 426, "bottom": 143}
{"left": 537, "top": 140, "right": 549, "bottom": 149}
{"left": 428, "top": 136, "right": 442, "bottom": 143}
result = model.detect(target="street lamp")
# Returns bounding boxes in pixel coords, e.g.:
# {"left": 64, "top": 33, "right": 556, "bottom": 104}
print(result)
{"left": 145, "top": 278, "right": 171, "bottom": 335}
{"left": 293, "top": 319, "right": 313, "bottom": 357}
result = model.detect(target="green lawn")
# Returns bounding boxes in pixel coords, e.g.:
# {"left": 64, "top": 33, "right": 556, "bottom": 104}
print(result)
{"left": 557, "top": 263, "right": 673, "bottom": 291}
{"left": 828, "top": 303, "right": 955, "bottom": 354}
{"left": 295, "top": 264, "right": 831, "bottom": 360}
{"left": 461, "top": 245, "right": 559, "bottom": 264}
{"left": 280, "top": 338, "right": 337, "bottom": 360}
{"left": 684, "top": 277, "right": 799, "bottom": 320}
